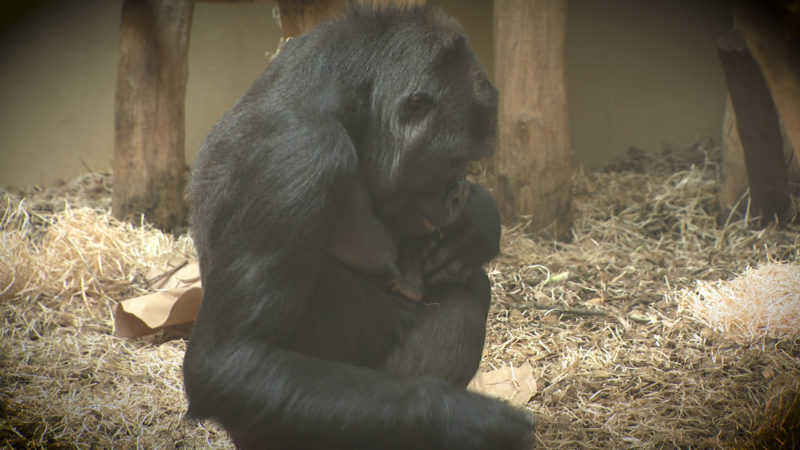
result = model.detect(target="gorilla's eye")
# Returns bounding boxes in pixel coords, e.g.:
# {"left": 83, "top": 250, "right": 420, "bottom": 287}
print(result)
{"left": 399, "top": 92, "right": 435, "bottom": 124}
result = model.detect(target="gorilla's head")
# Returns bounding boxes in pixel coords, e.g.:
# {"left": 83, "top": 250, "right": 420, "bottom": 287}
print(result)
{"left": 347, "top": 7, "right": 498, "bottom": 236}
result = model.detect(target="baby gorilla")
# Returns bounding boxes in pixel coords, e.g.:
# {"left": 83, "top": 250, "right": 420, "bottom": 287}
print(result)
{"left": 328, "top": 176, "right": 424, "bottom": 301}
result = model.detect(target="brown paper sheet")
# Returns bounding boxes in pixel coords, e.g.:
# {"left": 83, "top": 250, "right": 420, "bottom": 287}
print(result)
{"left": 114, "top": 260, "right": 202, "bottom": 338}
{"left": 468, "top": 363, "right": 537, "bottom": 405}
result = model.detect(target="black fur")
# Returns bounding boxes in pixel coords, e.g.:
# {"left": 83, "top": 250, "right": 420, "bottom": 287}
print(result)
{"left": 184, "top": 4, "right": 534, "bottom": 449}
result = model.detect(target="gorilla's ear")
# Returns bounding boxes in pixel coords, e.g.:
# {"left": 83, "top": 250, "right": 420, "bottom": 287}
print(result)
{"left": 399, "top": 92, "right": 435, "bottom": 124}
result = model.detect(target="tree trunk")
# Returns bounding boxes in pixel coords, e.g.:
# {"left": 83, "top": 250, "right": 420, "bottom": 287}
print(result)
{"left": 490, "top": 0, "right": 571, "bottom": 237}
{"left": 363, "top": 0, "right": 425, "bottom": 6}
{"left": 113, "top": 0, "right": 193, "bottom": 232}
{"left": 277, "top": 0, "right": 425, "bottom": 38}
{"left": 277, "top": 0, "right": 346, "bottom": 38}
{"left": 717, "top": 96, "right": 748, "bottom": 222}
{"left": 733, "top": 1, "right": 800, "bottom": 179}
{"left": 717, "top": 29, "right": 791, "bottom": 222}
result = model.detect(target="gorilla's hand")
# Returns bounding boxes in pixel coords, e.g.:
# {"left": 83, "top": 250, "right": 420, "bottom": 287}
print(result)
{"left": 421, "top": 184, "right": 501, "bottom": 287}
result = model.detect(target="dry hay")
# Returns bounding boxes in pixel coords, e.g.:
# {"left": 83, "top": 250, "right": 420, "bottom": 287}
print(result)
{"left": 1, "top": 144, "right": 799, "bottom": 448}
{"left": 680, "top": 263, "right": 800, "bottom": 341}
{"left": 0, "top": 175, "right": 231, "bottom": 448}
{"left": 482, "top": 143, "right": 800, "bottom": 447}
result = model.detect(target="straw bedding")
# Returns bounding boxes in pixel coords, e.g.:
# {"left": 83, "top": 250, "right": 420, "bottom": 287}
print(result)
{"left": 1, "top": 143, "right": 799, "bottom": 448}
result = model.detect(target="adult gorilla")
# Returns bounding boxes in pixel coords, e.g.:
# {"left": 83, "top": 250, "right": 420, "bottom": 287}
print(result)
{"left": 184, "top": 4, "right": 535, "bottom": 449}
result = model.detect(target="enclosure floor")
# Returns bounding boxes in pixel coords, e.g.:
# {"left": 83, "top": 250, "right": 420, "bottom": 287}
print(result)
{"left": 2, "top": 143, "right": 799, "bottom": 448}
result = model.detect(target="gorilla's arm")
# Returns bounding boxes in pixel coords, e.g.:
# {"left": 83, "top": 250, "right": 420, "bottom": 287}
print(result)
{"left": 187, "top": 337, "right": 530, "bottom": 449}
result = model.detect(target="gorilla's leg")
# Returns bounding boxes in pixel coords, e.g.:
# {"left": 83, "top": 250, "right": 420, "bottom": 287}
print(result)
{"left": 380, "top": 270, "right": 492, "bottom": 387}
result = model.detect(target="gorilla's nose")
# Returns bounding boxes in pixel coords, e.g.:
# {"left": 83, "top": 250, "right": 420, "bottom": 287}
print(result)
{"left": 443, "top": 181, "right": 469, "bottom": 223}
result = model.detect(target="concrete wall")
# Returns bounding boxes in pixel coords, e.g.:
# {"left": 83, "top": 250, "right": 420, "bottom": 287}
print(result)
{"left": 0, "top": 0, "right": 731, "bottom": 188}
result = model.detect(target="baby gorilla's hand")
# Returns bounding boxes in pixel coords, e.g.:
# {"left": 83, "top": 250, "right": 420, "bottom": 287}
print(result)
{"left": 419, "top": 229, "right": 477, "bottom": 287}
{"left": 388, "top": 277, "right": 425, "bottom": 301}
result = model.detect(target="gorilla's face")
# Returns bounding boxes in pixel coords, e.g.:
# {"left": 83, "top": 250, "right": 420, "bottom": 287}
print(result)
{"left": 365, "top": 37, "right": 498, "bottom": 236}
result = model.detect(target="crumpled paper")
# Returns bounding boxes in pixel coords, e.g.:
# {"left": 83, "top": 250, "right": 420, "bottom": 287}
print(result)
{"left": 114, "top": 260, "right": 201, "bottom": 338}
{"left": 468, "top": 362, "right": 537, "bottom": 405}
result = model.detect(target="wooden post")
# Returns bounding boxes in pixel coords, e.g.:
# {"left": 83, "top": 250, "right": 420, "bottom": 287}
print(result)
{"left": 717, "top": 29, "right": 791, "bottom": 222}
{"left": 277, "top": 0, "right": 425, "bottom": 38}
{"left": 363, "top": 0, "right": 425, "bottom": 6}
{"left": 717, "top": 96, "right": 748, "bottom": 222}
{"left": 733, "top": 1, "right": 800, "bottom": 179}
{"left": 113, "top": 0, "right": 193, "bottom": 231}
{"left": 490, "top": 0, "right": 571, "bottom": 237}
{"left": 277, "top": 0, "right": 345, "bottom": 38}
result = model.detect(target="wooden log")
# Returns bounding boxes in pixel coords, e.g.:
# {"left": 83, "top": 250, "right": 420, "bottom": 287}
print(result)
{"left": 362, "top": 0, "right": 425, "bottom": 6}
{"left": 196, "top": 0, "right": 271, "bottom": 3}
{"left": 277, "top": 0, "right": 345, "bottom": 38}
{"left": 277, "top": 0, "right": 425, "bottom": 38}
{"left": 717, "top": 29, "right": 791, "bottom": 222}
{"left": 490, "top": 0, "right": 571, "bottom": 237}
{"left": 717, "top": 96, "right": 748, "bottom": 222}
{"left": 113, "top": 0, "right": 193, "bottom": 231}
{"left": 734, "top": 1, "right": 800, "bottom": 179}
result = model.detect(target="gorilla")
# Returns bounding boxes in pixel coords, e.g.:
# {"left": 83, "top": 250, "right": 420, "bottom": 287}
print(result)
{"left": 183, "top": 4, "right": 535, "bottom": 449}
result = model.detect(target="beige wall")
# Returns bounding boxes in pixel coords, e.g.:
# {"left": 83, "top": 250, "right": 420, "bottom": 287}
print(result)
{"left": 185, "top": 2, "right": 282, "bottom": 163}
{"left": 0, "top": 0, "right": 731, "bottom": 188}
{"left": 0, "top": 0, "right": 119, "bottom": 187}
{"left": 567, "top": 0, "right": 731, "bottom": 166}
{"left": 0, "top": 0, "right": 282, "bottom": 188}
